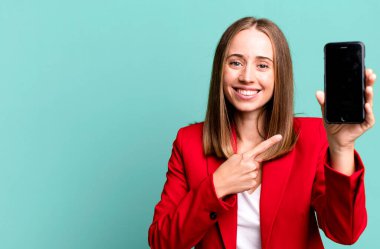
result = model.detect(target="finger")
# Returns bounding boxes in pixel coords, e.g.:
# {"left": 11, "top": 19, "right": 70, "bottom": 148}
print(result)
{"left": 243, "top": 134, "right": 282, "bottom": 159}
{"left": 244, "top": 160, "right": 260, "bottom": 172}
{"left": 369, "top": 73, "right": 377, "bottom": 85}
{"left": 365, "top": 68, "right": 376, "bottom": 87}
{"left": 363, "top": 103, "right": 375, "bottom": 130}
{"left": 249, "top": 171, "right": 258, "bottom": 178}
{"left": 247, "top": 182, "right": 257, "bottom": 194}
{"left": 366, "top": 68, "right": 373, "bottom": 77}
{"left": 316, "top": 90, "right": 325, "bottom": 117}
{"left": 365, "top": 86, "right": 374, "bottom": 108}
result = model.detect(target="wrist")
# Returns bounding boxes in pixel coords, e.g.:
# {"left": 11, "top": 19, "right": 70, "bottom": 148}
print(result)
{"left": 213, "top": 173, "right": 227, "bottom": 199}
{"left": 328, "top": 140, "right": 355, "bottom": 154}
{"left": 328, "top": 145, "right": 355, "bottom": 176}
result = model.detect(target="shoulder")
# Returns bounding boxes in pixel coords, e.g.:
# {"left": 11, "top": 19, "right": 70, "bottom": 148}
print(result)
{"left": 294, "top": 117, "right": 324, "bottom": 132}
{"left": 171, "top": 123, "right": 207, "bottom": 167}
{"left": 175, "top": 122, "right": 204, "bottom": 151}
{"left": 294, "top": 117, "right": 323, "bottom": 128}
{"left": 293, "top": 117, "right": 327, "bottom": 143}
{"left": 178, "top": 122, "right": 204, "bottom": 137}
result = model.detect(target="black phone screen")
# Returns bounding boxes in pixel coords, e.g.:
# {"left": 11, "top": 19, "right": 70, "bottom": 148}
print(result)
{"left": 324, "top": 42, "right": 365, "bottom": 123}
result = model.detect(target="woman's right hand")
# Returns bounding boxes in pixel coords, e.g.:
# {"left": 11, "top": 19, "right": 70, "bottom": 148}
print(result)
{"left": 213, "top": 134, "right": 283, "bottom": 198}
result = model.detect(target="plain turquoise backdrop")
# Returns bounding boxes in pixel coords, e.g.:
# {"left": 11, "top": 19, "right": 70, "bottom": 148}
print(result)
{"left": 0, "top": 0, "right": 379, "bottom": 248}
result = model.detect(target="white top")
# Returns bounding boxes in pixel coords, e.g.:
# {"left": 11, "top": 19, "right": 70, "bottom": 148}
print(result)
{"left": 237, "top": 185, "right": 262, "bottom": 249}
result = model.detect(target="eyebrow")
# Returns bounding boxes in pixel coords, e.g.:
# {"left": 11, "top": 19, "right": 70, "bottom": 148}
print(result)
{"left": 226, "top": 53, "right": 273, "bottom": 62}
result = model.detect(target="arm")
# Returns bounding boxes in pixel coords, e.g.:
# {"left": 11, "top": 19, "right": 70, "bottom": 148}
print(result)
{"left": 311, "top": 69, "right": 376, "bottom": 243}
{"left": 148, "top": 129, "right": 236, "bottom": 249}
{"left": 311, "top": 144, "right": 367, "bottom": 244}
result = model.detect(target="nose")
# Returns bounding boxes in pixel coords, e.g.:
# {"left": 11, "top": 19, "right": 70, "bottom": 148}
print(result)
{"left": 238, "top": 64, "right": 256, "bottom": 83}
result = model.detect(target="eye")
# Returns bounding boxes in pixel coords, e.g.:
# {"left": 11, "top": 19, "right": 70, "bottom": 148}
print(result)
{"left": 258, "top": 64, "right": 269, "bottom": 69}
{"left": 229, "top": 61, "right": 243, "bottom": 67}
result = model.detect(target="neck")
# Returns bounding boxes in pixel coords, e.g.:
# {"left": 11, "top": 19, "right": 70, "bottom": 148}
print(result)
{"left": 234, "top": 111, "right": 264, "bottom": 149}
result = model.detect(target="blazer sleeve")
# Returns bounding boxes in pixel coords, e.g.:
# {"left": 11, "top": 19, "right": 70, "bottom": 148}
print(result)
{"left": 311, "top": 126, "right": 367, "bottom": 245}
{"left": 148, "top": 128, "right": 236, "bottom": 249}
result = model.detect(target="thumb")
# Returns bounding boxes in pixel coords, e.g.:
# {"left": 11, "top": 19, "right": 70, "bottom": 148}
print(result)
{"left": 315, "top": 90, "right": 325, "bottom": 116}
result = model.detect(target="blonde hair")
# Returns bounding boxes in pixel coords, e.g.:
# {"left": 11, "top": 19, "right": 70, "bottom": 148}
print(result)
{"left": 203, "top": 17, "right": 298, "bottom": 160}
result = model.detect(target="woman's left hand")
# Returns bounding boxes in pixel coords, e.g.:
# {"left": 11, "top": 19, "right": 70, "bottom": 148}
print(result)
{"left": 316, "top": 68, "right": 376, "bottom": 175}
{"left": 316, "top": 68, "right": 376, "bottom": 148}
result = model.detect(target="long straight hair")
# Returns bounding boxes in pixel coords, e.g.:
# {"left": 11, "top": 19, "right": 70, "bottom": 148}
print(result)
{"left": 203, "top": 17, "right": 298, "bottom": 160}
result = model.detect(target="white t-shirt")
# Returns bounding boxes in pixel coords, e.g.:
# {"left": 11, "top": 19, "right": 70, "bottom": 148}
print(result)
{"left": 237, "top": 185, "right": 262, "bottom": 249}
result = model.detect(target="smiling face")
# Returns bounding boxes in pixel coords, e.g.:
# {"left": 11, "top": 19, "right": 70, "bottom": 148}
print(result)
{"left": 223, "top": 27, "right": 274, "bottom": 116}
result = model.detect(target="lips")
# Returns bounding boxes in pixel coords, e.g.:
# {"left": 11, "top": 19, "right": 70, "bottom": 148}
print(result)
{"left": 233, "top": 87, "right": 261, "bottom": 97}
{"left": 236, "top": 89, "right": 259, "bottom": 96}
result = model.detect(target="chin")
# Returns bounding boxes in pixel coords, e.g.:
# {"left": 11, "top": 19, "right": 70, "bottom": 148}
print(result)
{"left": 233, "top": 104, "right": 264, "bottom": 114}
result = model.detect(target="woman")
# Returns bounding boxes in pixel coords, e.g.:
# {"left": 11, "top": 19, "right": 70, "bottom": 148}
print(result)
{"left": 148, "top": 17, "right": 376, "bottom": 249}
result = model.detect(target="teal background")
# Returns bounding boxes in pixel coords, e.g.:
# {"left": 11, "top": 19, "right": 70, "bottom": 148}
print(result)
{"left": 0, "top": 0, "right": 379, "bottom": 248}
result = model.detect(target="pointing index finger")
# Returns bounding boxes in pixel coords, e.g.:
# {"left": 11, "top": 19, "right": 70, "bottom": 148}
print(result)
{"left": 243, "top": 134, "right": 283, "bottom": 160}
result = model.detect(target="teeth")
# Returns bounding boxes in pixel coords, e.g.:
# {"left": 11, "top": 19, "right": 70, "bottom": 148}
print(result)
{"left": 237, "top": 89, "right": 259, "bottom": 96}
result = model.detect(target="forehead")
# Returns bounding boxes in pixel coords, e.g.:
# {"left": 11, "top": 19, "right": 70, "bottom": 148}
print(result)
{"left": 227, "top": 27, "right": 273, "bottom": 59}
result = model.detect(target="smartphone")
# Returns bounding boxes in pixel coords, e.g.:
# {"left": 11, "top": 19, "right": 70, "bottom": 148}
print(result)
{"left": 324, "top": 41, "right": 366, "bottom": 123}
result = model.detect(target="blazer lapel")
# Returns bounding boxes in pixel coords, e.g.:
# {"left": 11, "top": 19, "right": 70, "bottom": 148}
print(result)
{"left": 205, "top": 126, "right": 239, "bottom": 249}
{"left": 207, "top": 156, "right": 237, "bottom": 249}
{"left": 260, "top": 150, "right": 295, "bottom": 249}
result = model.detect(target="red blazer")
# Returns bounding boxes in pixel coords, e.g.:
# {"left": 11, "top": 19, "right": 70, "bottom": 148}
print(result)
{"left": 148, "top": 118, "right": 367, "bottom": 249}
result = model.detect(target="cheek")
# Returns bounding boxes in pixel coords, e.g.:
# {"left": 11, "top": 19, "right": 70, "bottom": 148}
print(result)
{"left": 222, "top": 81, "right": 232, "bottom": 100}
{"left": 222, "top": 76, "right": 234, "bottom": 102}
{"left": 259, "top": 72, "right": 274, "bottom": 90}
{"left": 223, "top": 66, "right": 240, "bottom": 84}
